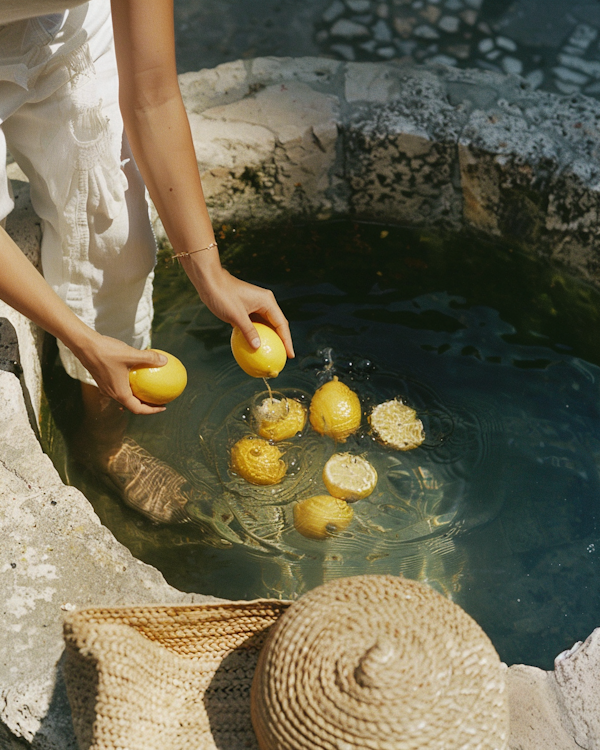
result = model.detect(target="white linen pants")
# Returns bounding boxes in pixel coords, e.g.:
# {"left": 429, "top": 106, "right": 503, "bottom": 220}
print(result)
{"left": 0, "top": 0, "right": 156, "bottom": 384}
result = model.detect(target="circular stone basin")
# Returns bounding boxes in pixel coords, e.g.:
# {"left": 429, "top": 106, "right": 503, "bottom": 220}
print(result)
{"left": 3, "top": 57, "right": 600, "bottom": 748}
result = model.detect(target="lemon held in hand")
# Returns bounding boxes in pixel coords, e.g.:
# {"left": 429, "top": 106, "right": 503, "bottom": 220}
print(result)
{"left": 309, "top": 376, "right": 361, "bottom": 442}
{"left": 323, "top": 453, "right": 377, "bottom": 502}
{"left": 129, "top": 350, "right": 187, "bottom": 406}
{"left": 254, "top": 397, "right": 307, "bottom": 441}
{"left": 293, "top": 495, "right": 354, "bottom": 540}
{"left": 231, "top": 322, "right": 286, "bottom": 378}
{"left": 230, "top": 436, "right": 286, "bottom": 485}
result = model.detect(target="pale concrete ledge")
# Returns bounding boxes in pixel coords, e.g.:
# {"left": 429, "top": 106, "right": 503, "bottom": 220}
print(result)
{"left": 3, "top": 57, "right": 600, "bottom": 749}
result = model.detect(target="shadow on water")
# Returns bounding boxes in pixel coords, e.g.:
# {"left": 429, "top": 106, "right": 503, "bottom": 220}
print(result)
{"left": 41, "top": 221, "right": 600, "bottom": 669}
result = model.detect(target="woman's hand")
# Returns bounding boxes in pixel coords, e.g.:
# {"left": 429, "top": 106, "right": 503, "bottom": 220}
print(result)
{"left": 185, "top": 262, "right": 295, "bottom": 358}
{"left": 73, "top": 332, "right": 169, "bottom": 415}
{"left": 0, "top": 226, "right": 164, "bottom": 415}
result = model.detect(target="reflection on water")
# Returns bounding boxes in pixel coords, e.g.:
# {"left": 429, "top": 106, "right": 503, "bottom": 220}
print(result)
{"left": 42, "top": 222, "right": 600, "bottom": 669}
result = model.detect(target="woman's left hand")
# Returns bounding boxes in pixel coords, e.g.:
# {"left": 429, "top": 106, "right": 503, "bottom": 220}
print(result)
{"left": 189, "top": 265, "right": 295, "bottom": 358}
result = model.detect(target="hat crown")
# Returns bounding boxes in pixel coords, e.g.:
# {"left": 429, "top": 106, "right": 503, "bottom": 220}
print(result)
{"left": 355, "top": 637, "right": 398, "bottom": 689}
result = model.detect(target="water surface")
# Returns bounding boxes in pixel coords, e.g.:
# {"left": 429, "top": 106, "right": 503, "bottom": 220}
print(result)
{"left": 42, "top": 222, "right": 600, "bottom": 669}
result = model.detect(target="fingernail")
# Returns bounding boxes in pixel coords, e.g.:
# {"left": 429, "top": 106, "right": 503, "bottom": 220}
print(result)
{"left": 158, "top": 355, "right": 168, "bottom": 365}
{"left": 251, "top": 338, "right": 261, "bottom": 349}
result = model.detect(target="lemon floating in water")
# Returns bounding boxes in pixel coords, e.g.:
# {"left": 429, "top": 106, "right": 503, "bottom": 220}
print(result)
{"left": 323, "top": 453, "right": 377, "bottom": 502}
{"left": 230, "top": 436, "right": 287, "bottom": 485}
{"left": 254, "top": 397, "right": 307, "bottom": 441}
{"left": 129, "top": 350, "right": 187, "bottom": 406}
{"left": 231, "top": 322, "right": 287, "bottom": 378}
{"left": 309, "top": 376, "right": 362, "bottom": 442}
{"left": 293, "top": 495, "right": 354, "bottom": 540}
{"left": 369, "top": 399, "right": 425, "bottom": 451}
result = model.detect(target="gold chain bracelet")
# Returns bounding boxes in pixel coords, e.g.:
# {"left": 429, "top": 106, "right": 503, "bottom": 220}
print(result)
{"left": 169, "top": 241, "right": 218, "bottom": 263}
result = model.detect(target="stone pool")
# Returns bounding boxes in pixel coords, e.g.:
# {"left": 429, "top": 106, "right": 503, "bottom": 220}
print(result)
{"left": 3, "top": 57, "right": 600, "bottom": 748}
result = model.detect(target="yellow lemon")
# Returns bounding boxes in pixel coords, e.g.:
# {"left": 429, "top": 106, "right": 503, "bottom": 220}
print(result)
{"left": 129, "top": 350, "right": 187, "bottom": 406}
{"left": 293, "top": 495, "right": 354, "bottom": 540}
{"left": 231, "top": 323, "right": 287, "bottom": 378}
{"left": 254, "top": 397, "right": 307, "bottom": 441}
{"left": 369, "top": 399, "right": 425, "bottom": 451}
{"left": 230, "top": 436, "right": 286, "bottom": 485}
{"left": 322, "top": 453, "right": 377, "bottom": 502}
{"left": 309, "top": 376, "right": 361, "bottom": 442}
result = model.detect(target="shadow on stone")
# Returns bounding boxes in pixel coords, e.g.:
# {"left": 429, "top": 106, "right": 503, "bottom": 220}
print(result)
{"left": 31, "top": 655, "right": 78, "bottom": 750}
{"left": 0, "top": 317, "right": 40, "bottom": 443}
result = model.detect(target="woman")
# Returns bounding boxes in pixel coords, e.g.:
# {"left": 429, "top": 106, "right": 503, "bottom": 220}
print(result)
{"left": 0, "top": 0, "right": 293, "bottom": 518}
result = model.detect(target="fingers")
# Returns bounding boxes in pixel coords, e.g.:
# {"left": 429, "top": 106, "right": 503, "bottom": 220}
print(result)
{"left": 95, "top": 378, "right": 167, "bottom": 414}
{"left": 269, "top": 316, "right": 294, "bottom": 358}
{"left": 81, "top": 334, "right": 171, "bottom": 415}
{"left": 115, "top": 390, "right": 167, "bottom": 415}
{"left": 200, "top": 270, "right": 295, "bottom": 357}
{"left": 239, "top": 321, "right": 261, "bottom": 350}
{"left": 128, "top": 348, "right": 168, "bottom": 368}
{"left": 253, "top": 292, "right": 295, "bottom": 358}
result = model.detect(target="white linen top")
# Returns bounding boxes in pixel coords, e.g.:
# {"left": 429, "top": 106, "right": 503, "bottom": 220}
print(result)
{"left": 0, "top": 0, "right": 86, "bottom": 24}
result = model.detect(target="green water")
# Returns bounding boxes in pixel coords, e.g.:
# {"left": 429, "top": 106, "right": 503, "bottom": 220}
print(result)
{"left": 42, "top": 221, "right": 600, "bottom": 670}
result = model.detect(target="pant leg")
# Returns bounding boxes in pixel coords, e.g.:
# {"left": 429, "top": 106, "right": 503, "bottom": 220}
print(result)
{"left": 2, "top": 1, "right": 156, "bottom": 385}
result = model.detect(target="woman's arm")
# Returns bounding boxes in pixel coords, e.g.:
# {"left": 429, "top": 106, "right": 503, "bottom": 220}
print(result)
{"left": 110, "top": 0, "right": 294, "bottom": 358}
{"left": 0, "top": 226, "right": 168, "bottom": 414}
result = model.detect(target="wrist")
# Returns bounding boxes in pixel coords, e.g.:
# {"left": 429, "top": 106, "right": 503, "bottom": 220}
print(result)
{"left": 179, "top": 245, "right": 224, "bottom": 290}
{"left": 62, "top": 322, "right": 102, "bottom": 365}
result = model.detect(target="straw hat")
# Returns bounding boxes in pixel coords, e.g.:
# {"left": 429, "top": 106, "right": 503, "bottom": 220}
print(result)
{"left": 63, "top": 575, "right": 507, "bottom": 750}
{"left": 251, "top": 575, "right": 508, "bottom": 750}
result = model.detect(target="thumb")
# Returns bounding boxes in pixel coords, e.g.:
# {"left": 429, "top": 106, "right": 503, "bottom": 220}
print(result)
{"left": 235, "top": 320, "right": 261, "bottom": 350}
{"left": 129, "top": 348, "right": 168, "bottom": 369}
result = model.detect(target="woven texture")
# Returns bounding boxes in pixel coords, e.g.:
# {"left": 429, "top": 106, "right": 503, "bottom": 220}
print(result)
{"left": 63, "top": 600, "right": 290, "bottom": 750}
{"left": 251, "top": 575, "right": 508, "bottom": 750}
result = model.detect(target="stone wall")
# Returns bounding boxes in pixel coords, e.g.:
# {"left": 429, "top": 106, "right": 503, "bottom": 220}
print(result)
{"left": 154, "top": 58, "right": 600, "bottom": 289}
{"left": 3, "top": 57, "right": 600, "bottom": 749}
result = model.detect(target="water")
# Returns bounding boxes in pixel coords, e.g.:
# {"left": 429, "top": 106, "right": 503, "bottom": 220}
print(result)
{"left": 42, "top": 222, "right": 600, "bottom": 669}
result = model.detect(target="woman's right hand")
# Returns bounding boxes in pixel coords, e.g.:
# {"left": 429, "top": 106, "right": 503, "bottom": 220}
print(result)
{"left": 73, "top": 332, "right": 168, "bottom": 415}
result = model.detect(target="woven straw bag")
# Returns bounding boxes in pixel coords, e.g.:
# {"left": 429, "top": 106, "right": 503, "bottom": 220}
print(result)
{"left": 63, "top": 575, "right": 508, "bottom": 750}
{"left": 63, "top": 600, "right": 290, "bottom": 750}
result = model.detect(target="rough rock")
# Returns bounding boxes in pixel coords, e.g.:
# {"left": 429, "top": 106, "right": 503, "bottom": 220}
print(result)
{"left": 554, "top": 629, "right": 600, "bottom": 749}
{"left": 506, "top": 628, "right": 600, "bottom": 749}
{"left": 507, "top": 665, "right": 579, "bottom": 750}
{"left": 202, "top": 81, "right": 341, "bottom": 220}
{"left": 170, "top": 58, "right": 600, "bottom": 289}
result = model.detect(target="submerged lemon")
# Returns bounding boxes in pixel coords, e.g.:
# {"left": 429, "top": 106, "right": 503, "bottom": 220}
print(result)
{"left": 323, "top": 453, "right": 377, "bottom": 502}
{"left": 293, "top": 495, "right": 354, "bottom": 540}
{"left": 231, "top": 323, "right": 287, "bottom": 378}
{"left": 129, "top": 350, "right": 187, "bottom": 406}
{"left": 254, "top": 397, "right": 307, "bottom": 441}
{"left": 309, "top": 376, "right": 361, "bottom": 442}
{"left": 230, "top": 436, "right": 286, "bottom": 485}
{"left": 369, "top": 399, "right": 425, "bottom": 451}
